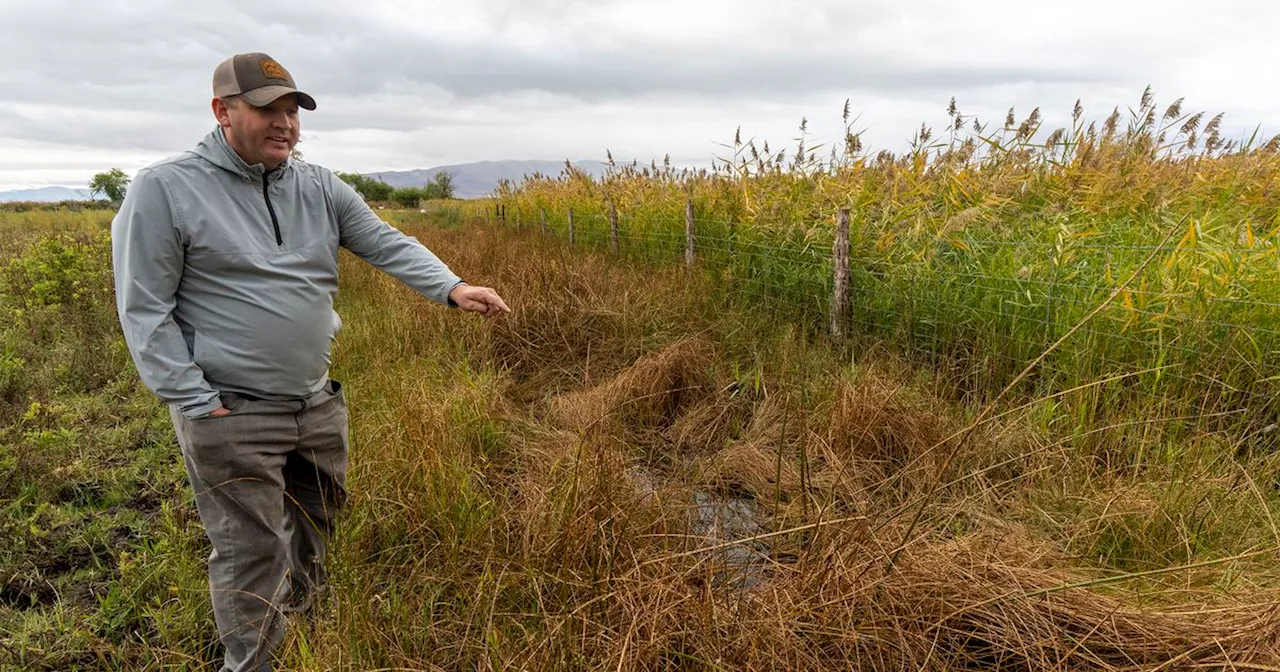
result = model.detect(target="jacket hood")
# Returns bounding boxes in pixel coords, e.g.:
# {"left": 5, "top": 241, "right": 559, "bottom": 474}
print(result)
{"left": 193, "top": 127, "right": 290, "bottom": 181}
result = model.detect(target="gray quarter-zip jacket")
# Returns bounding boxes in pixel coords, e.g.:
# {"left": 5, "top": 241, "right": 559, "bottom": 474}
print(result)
{"left": 112, "top": 127, "right": 464, "bottom": 418}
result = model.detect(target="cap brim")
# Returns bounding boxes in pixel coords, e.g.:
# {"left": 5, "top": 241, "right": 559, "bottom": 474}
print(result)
{"left": 240, "top": 85, "right": 317, "bottom": 111}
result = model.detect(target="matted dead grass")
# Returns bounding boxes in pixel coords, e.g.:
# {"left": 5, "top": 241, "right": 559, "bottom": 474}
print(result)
{"left": 548, "top": 336, "right": 716, "bottom": 434}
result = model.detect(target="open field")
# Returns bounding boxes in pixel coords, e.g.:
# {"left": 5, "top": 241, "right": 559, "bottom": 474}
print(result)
{"left": 2, "top": 201, "right": 1279, "bottom": 670}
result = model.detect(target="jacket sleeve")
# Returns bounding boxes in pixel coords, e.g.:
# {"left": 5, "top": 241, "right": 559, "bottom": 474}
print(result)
{"left": 328, "top": 173, "right": 465, "bottom": 305}
{"left": 111, "top": 169, "right": 221, "bottom": 418}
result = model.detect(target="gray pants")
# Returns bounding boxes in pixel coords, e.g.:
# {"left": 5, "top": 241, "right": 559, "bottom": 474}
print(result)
{"left": 170, "top": 380, "right": 348, "bottom": 672}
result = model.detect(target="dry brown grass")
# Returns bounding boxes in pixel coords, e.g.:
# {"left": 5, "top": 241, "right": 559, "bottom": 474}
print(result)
{"left": 348, "top": 222, "right": 1276, "bottom": 671}
{"left": 549, "top": 337, "right": 717, "bottom": 435}
{"left": 757, "top": 529, "right": 1280, "bottom": 671}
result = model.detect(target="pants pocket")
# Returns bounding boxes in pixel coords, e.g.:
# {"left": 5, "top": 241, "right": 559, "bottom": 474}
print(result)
{"left": 217, "top": 391, "right": 249, "bottom": 414}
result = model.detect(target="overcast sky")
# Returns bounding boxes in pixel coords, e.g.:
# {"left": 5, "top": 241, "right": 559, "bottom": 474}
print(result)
{"left": 2, "top": 0, "right": 1278, "bottom": 190}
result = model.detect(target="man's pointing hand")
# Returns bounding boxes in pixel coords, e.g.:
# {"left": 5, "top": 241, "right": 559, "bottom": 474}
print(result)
{"left": 449, "top": 284, "right": 511, "bottom": 317}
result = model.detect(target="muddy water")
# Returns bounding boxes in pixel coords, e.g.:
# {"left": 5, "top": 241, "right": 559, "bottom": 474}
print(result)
{"left": 632, "top": 466, "right": 771, "bottom": 588}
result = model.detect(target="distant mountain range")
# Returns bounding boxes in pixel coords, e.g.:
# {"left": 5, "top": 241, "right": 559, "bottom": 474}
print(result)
{"left": 363, "top": 160, "right": 610, "bottom": 198}
{"left": 0, "top": 159, "right": 611, "bottom": 203}
{"left": 0, "top": 186, "right": 101, "bottom": 203}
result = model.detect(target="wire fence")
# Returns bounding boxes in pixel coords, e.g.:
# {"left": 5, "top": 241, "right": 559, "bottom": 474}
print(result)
{"left": 466, "top": 200, "right": 1280, "bottom": 452}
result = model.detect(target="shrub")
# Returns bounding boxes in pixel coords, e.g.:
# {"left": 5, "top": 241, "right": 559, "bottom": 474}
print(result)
{"left": 336, "top": 172, "right": 394, "bottom": 202}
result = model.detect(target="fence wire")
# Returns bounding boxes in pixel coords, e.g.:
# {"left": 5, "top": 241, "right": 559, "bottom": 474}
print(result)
{"left": 480, "top": 204, "right": 1280, "bottom": 450}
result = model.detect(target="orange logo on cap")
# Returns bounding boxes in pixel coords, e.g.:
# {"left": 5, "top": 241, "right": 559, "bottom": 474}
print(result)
{"left": 260, "top": 59, "right": 288, "bottom": 80}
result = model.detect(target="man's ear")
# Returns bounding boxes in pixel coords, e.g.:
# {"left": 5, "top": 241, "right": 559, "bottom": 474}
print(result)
{"left": 212, "top": 97, "right": 232, "bottom": 129}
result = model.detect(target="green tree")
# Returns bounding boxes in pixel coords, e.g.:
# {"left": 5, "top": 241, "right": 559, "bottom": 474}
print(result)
{"left": 89, "top": 168, "right": 130, "bottom": 202}
{"left": 422, "top": 171, "right": 456, "bottom": 200}
{"left": 336, "top": 172, "right": 394, "bottom": 202}
{"left": 370, "top": 172, "right": 455, "bottom": 208}
{"left": 390, "top": 187, "right": 426, "bottom": 208}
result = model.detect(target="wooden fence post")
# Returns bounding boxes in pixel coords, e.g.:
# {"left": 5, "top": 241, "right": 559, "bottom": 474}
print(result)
{"left": 500, "top": 204, "right": 506, "bottom": 224}
{"left": 831, "top": 208, "right": 851, "bottom": 340}
{"left": 685, "top": 199, "right": 695, "bottom": 267}
{"left": 540, "top": 208, "right": 547, "bottom": 236}
{"left": 609, "top": 202, "right": 619, "bottom": 255}
{"left": 568, "top": 207, "right": 575, "bottom": 247}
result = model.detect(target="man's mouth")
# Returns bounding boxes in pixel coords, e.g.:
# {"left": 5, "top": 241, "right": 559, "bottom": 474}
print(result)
{"left": 267, "top": 136, "right": 290, "bottom": 145}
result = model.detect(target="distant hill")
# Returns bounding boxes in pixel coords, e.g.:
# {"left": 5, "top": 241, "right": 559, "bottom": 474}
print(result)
{"left": 0, "top": 186, "right": 100, "bottom": 203}
{"left": 365, "top": 160, "right": 610, "bottom": 199}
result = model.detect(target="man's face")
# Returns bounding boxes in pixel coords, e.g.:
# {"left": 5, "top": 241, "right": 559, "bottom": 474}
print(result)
{"left": 213, "top": 94, "right": 300, "bottom": 170}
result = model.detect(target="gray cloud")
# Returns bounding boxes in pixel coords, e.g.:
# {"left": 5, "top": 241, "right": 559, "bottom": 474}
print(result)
{"left": 1, "top": 0, "right": 1112, "bottom": 107}
{"left": 1, "top": 0, "right": 1276, "bottom": 189}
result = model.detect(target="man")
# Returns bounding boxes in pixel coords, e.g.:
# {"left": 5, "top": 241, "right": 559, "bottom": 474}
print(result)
{"left": 111, "top": 52, "right": 509, "bottom": 672}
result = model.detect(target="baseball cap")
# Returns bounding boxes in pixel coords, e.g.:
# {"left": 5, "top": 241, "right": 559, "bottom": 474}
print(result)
{"left": 212, "top": 53, "right": 316, "bottom": 110}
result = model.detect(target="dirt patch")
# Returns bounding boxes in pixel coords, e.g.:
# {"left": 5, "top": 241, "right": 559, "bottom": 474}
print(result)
{"left": 0, "top": 569, "right": 58, "bottom": 609}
